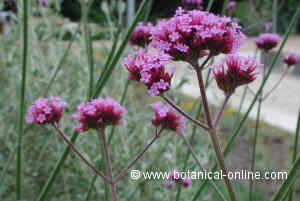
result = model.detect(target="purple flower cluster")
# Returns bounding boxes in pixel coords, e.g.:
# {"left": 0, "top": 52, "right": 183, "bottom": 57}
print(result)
{"left": 254, "top": 33, "right": 281, "bottom": 51}
{"left": 283, "top": 53, "right": 300, "bottom": 67}
{"left": 151, "top": 102, "right": 186, "bottom": 134}
{"left": 162, "top": 170, "right": 192, "bottom": 188}
{"left": 123, "top": 50, "right": 174, "bottom": 96}
{"left": 130, "top": 23, "right": 153, "bottom": 48}
{"left": 151, "top": 8, "right": 245, "bottom": 62}
{"left": 26, "top": 97, "right": 67, "bottom": 124}
{"left": 212, "top": 55, "right": 260, "bottom": 95}
{"left": 72, "top": 97, "right": 127, "bottom": 132}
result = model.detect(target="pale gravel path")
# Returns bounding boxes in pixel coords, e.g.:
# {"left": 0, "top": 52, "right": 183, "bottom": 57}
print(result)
{"left": 176, "top": 37, "right": 300, "bottom": 133}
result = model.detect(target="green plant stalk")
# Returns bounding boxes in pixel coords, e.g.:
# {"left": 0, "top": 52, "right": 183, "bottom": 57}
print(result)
{"left": 17, "top": 0, "right": 29, "bottom": 199}
{"left": 36, "top": 2, "right": 150, "bottom": 200}
{"left": 92, "top": 0, "right": 149, "bottom": 98}
{"left": 272, "top": 0, "right": 278, "bottom": 33}
{"left": 271, "top": 156, "right": 300, "bottom": 201}
{"left": 287, "top": 110, "right": 300, "bottom": 201}
{"left": 192, "top": 6, "right": 300, "bottom": 201}
{"left": 206, "top": 0, "right": 215, "bottom": 11}
{"left": 249, "top": 93, "right": 263, "bottom": 201}
{"left": 93, "top": 30, "right": 120, "bottom": 92}
{"left": 81, "top": 0, "right": 96, "bottom": 99}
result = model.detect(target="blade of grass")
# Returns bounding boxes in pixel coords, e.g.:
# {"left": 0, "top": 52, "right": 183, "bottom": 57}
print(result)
{"left": 16, "top": 0, "right": 29, "bottom": 199}
{"left": 0, "top": 146, "right": 16, "bottom": 196}
{"left": 92, "top": 0, "right": 149, "bottom": 98}
{"left": 287, "top": 110, "right": 300, "bottom": 201}
{"left": 191, "top": 6, "right": 300, "bottom": 201}
{"left": 93, "top": 30, "right": 121, "bottom": 92}
{"left": 44, "top": 27, "right": 79, "bottom": 96}
{"left": 81, "top": 0, "right": 96, "bottom": 99}
{"left": 270, "top": 157, "right": 300, "bottom": 201}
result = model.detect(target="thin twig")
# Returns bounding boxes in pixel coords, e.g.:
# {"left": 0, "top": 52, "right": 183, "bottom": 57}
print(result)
{"left": 263, "top": 67, "right": 289, "bottom": 100}
{"left": 115, "top": 128, "right": 163, "bottom": 182}
{"left": 161, "top": 95, "right": 209, "bottom": 131}
{"left": 214, "top": 95, "right": 231, "bottom": 128}
{"left": 98, "top": 127, "right": 118, "bottom": 201}
{"left": 52, "top": 124, "right": 111, "bottom": 183}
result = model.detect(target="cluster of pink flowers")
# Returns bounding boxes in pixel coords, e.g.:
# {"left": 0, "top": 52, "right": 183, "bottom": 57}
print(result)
{"left": 254, "top": 33, "right": 281, "bottom": 51}
{"left": 151, "top": 8, "right": 245, "bottom": 62}
{"left": 151, "top": 102, "right": 186, "bottom": 134}
{"left": 26, "top": 97, "right": 67, "bottom": 124}
{"left": 212, "top": 55, "right": 260, "bottom": 95}
{"left": 283, "top": 53, "right": 300, "bottom": 67}
{"left": 123, "top": 50, "right": 174, "bottom": 96}
{"left": 162, "top": 170, "right": 192, "bottom": 188}
{"left": 72, "top": 97, "right": 127, "bottom": 132}
{"left": 130, "top": 23, "right": 153, "bottom": 48}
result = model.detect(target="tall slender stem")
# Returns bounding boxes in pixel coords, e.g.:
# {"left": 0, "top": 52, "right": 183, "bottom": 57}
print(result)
{"left": 214, "top": 95, "right": 231, "bottom": 128}
{"left": 249, "top": 95, "right": 263, "bottom": 201}
{"left": 195, "top": 67, "right": 213, "bottom": 127}
{"left": 263, "top": 67, "right": 289, "bottom": 100}
{"left": 288, "top": 110, "right": 300, "bottom": 201}
{"left": 17, "top": 0, "right": 29, "bottom": 199}
{"left": 52, "top": 124, "right": 110, "bottom": 182}
{"left": 193, "top": 63, "right": 237, "bottom": 201}
{"left": 99, "top": 127, "right": 118, "bottom": 201}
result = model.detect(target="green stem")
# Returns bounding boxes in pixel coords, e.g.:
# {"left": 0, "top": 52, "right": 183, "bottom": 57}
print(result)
{"left": 81, "top": 0, "right": 95, "bottom": 99}
{"left": 287, "top": 110, "right": 300, "bottom": 201}
{"left": 249, "top": 94, "right": 263, "bottom": 201}
{"left": 17, "top": 0, "right": 29, "bottom": 199}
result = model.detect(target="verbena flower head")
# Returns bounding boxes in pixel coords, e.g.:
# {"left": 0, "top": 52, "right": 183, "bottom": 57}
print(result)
{"left": 26, "top": 97, "right": 67, "bottom": 124}
{"left": 225, "top": 1, "right": 237, "bottom": 12}
{"left": 151, "top": 7, "right": 245, "bottom": 63}
{"left": 283, "top": 53, "right": 300, "bottom": 67}
{"left": 182, "top": 177, "right": 192, "bottom": 187}
{"left": 151, "top": 102, "right": 186, "bottom": 134}
{"left": 130, "top": 22, "right": 153, "bottom": 48}
{"left": 73, "top": 97, "right": 127, "bottom": 132}
{"left": 162, "top": 170, "right": 192, "bottom": 188}
{"left": 254, "top": 33, "right": 281, "bottom": 51}
{"left": 123, "top": 50, "right": 173, "bottom": 96}
{"left": 212, "top": 55, "right": 260, "bottom": 95}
